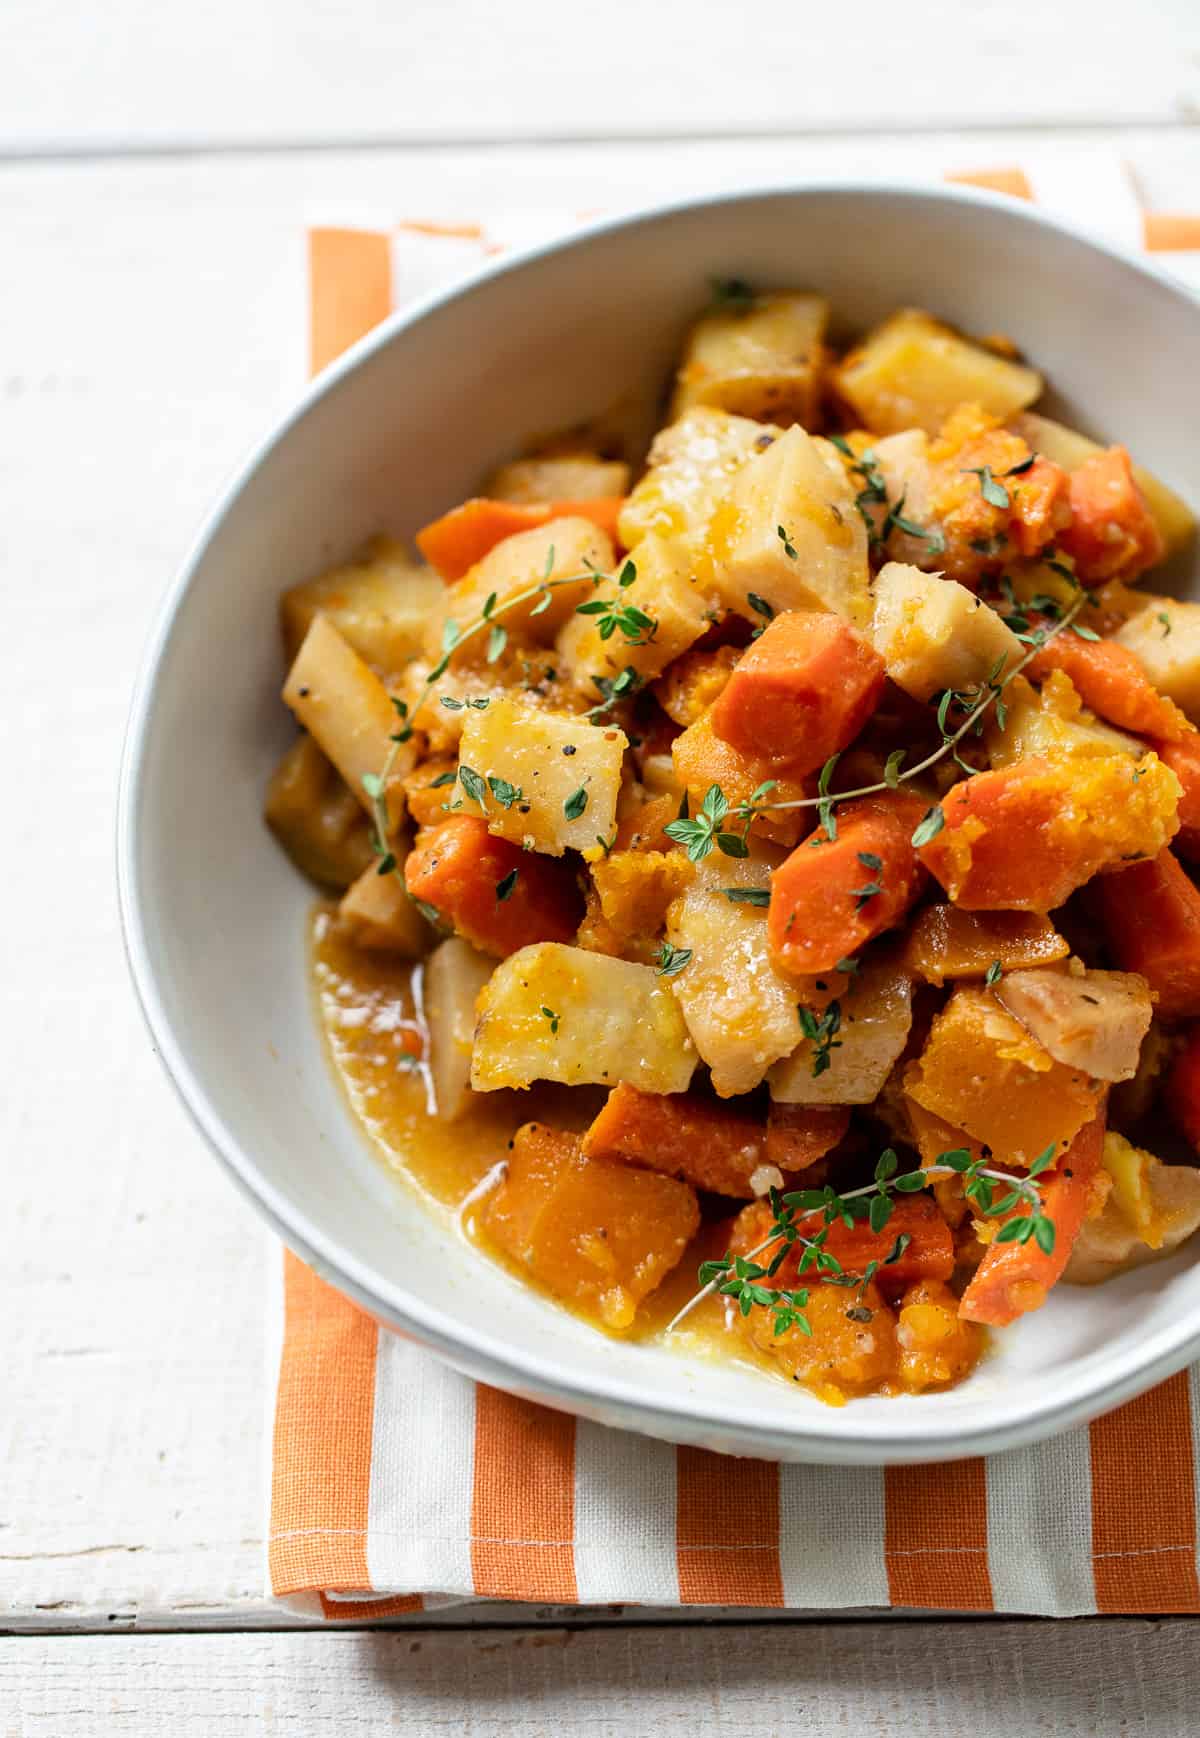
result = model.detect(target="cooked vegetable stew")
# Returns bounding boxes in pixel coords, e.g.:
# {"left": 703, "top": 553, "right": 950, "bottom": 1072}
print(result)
{"left": 267, "top": 289, "right": 1200, "bottom": 1403}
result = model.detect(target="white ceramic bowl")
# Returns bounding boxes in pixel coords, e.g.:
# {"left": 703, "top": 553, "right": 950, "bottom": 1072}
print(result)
{"left": 119, "top": 183, "right": 1200, "bottom": 1463}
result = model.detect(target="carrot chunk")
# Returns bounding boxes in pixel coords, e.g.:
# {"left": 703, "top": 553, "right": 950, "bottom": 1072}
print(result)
{"left": 1093, "top": 848, "right": 1200, "bottom": 1019}
{"left": 766, "top": 1103, "right": 851, "bottom": 1173}
{"left": 1027, "top": 630, "right": 1192, "bottom": 742}
{"left": 404, "top": 815, "right": 581, "bottom": 957}
{"left": 1155, "top": 733, "right": 1200, "bottom": 861}
{"left": 1058, "top": 446, "right": 1165, "bottom": 585}
{"left": 958, "top": 1111, "right": 1106, "bottom": 1326}
{"left": 581, "top": 1083, "right": 840, "bottom": 1196}
{"left": 918, "top": 753, "right": 1180, "bottom": 911}
{"left": 768, "top": 792, "right": 928, "bottom": 977}
{"left": 735, "top": 1194, "right": 953, "bottom": 1296}
{"left": 1166, "top": 1027, "right": 1200, "bottom": 1149}
{"left": 709, "top": 611, "right": 885, "bottom": 773}
{"left": 416, "top": 496, "right": 625, "bottom": 582}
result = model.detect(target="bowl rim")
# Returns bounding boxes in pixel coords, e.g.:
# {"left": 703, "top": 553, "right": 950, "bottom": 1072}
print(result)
{"left": 118, "top": 177, "right": 1200, "bottom": 1463}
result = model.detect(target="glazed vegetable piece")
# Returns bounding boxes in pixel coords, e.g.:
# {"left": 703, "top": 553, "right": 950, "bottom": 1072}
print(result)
{"left": 484, "top": 453, "right": 630, "bottom": 503}
{"left": 557, "top": 532, "right": 711, "bottom": 695}
{"left": 654, "top": 644, "right": 742, "bottom": 727}
{"left": 904, "top": 1100, "right": 983, "bottom": 1226}
{"left": 896, "top": 1281, "right": 984, "bottom": 1392}
{"left": 1093, "top": 849, "right": 1200, "bottom": 1020}
{"left": 484, "top": 1122, "right": 699, "bottom": 1332}
{"left": 471, "top": 943, "right": 697, "bottom": 1094}
{"left": 713, "top": 425, "right": 871, "bottom": 628}
{"left": 264, "top": 734, "right": 376, "bottom": 890}
{"left": 832, "top": 307, "right": 1041, "bottom": 436}
{"left": 1166, "top": 1026, "right": 1200, "bottom": 1148}
{"left": 581, "top": 1083, "right": 840, "bottom": 1197}
{"left": 663, "top": 864, "right": 804, "bottom": 1097}
{"left": 1057, "top": 447, "right": 1165, "bottom": 585}
{"left": 339, "top": 850, "right": 431, "bottom": 954}
{"left": 820, "top": 1195, "right": 954, "bottom": 1293}
{"left": 1025, "top": 630, "right": 1192, "bottom": 742}
{"left": 589, "top": 849, "right": 694, "bottom": 946}
{"left": 670, "top": 290, "right": 830, "bottom": 428}
{"left": 709, "top": 610, "right": 886, "bottom": 772}
{"left": 415, "top": 497, "right": 624, "bottom": 583}
{"left": 423, "top": 936, "right": 494, "bottom": 1120}
{"left": 995, "top": 966, "right": 1152, "bottom": 1083}
{"left": 765, "top": 1102, "right": 851, "bottom": 1172}
{"left": 901, "top": 904, "right": 1069, "bottom": 985}
{"left": 985, "top": 671, "right": 1142, "bottom": 768}
{"left": 1067, "top": 1136, "right": 1200, "bottom": 1284}
{"left": 283, "top": 616, "right": 412, "bottom": 827}
{"left": 959, "top": 1111, "right": 1106, "bottom": 1326}
{"left": 456, "top": 699, "right": 627, "bottom": 857}
{"left": 768, "top": 792, "right": 928, "bottom": 978}
{"left": 1155, "top": 733, "right": 1200, "bottom": 861}
{"left": 1115, "top": 601, "right": 1200, "bottom": 724}
{"left": 404, "top": 816, "right": 581, "bottom": 958}
{"left": 402, "top": 756, "right": 459, "bottom": 829}
{"left": 868, "top": 562, "right": 1023, "bottom": 704}
{"left": 280, "top": 534, "right": 445, "bottom": 675}
{"left": 768, "top": 952, "right": 914, "bottom": 1107}
{"left": 431, "top": 518, "right": 616, "bottom": 656}
{"left": 917, "top": 752, "right": 1180, "bottom": 911}
{"left": 672, "top": 713, "right": 811, "bottom": 847}
{"left": 617, "top": 406, "right": 778, "bottom": 551}
{"left": 905, "top": 985, "right": 1104, "bottom": 1165}
{"left": 1011, "top": 411, "right": 1196, "bottom": 557}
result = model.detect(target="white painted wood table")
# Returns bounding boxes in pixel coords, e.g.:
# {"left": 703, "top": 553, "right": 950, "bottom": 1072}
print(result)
{"left": 5, "top": 4, "right": 1200, "bottom": 1729}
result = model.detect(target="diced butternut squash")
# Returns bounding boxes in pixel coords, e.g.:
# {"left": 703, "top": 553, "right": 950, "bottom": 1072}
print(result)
{"left": 557, "top": 533, "right": 711, "bottom": 696}
{"left": 1092, "top": 849, "right": 1200, "bottom": 1019}
{"left": 483, "top": 1122, "right": 698, "bottom": 1331}
{"left": 918, "top": 752, "right": 1180, "bottom": 911}
{"left": 712, "top": 425, "right": 871, "bottom": 628}
{"left": 766, "top": 1103, "right": 851, "bottom": 1172}
{"left": 905, "top": 1100, "right": 982, "bottom": 1227}
{"left": 833, "top": 308, "right": 1041, "bottom": 436}
{"left": 613, "top": 793, "right": 679, "bottom": 852}
{"left": 417, "top": 498, "right": 623, "bottom": 585}
{"left": 1067, "top": 1133, "right": 1200, "bottom": 1284}
{"left": 769, "top": 952, "right": 913, "bottom": 1106}
{"left": 896, "top": 1280, "right": 984, "bottom": 1392}
{"left": 1026, "top": 630, "right": 1192, "bottom": 742}
{"left": 663, "top": 865, "right": 802, "bottom": 1097}
{"left": 402, "top": 756, "right": 459, "bottom": 829}
{"left": 263, "top": 734, "right": 376, "bottom": 889}
{"left": 590, "top": 848, "right": 694, "bottom": 944}
{"left": 432, "top": 517, "right": 615, "bottom": 656}
{"left": 583, "top": 1083, "right": 794, "bottom": 1197}
{"left": 423, "top": 936, "right": 494, "bottom": 1121}
{"left": 484, "top": 454, "right": 631, "bottom": 503}
{"left": 904, "top": 986, "right": 1103, "bottom": 1165}
{"left": 869, "top": 563, "right": 1022, "bottom": 704}
{"left": 338, "top": 854, "right": 430, "bottom": 955}
{"left": 670, "top": 291, "right": 830, "bottom": 428}
{"left": 768, "top": 793, "right": 928, "bottom": 977}
{"left": 995, "top": 966, "right": 1152, "bottom": 1083}
{"left": 1012, "top": 411, "right": 1196, "bottom": 557}
{"left": 282, "top": 616, "right": 411, "bottom": 827}
{"left": 671, "top": 712, "right": 810, "bottom": 847}
{"left": 280, "top": 535, "right": 444, "bottom": 675}
{"left": 1115, "top": 601, "right": 1200, "bottom": 724}
{"left": 959, "top": 1112, "right": 1105, "bottom": 1325}
{"left": 471, "top": 944, "right": 697, "bottom": 1093}
{"left": 985, "top": 671, "right": 1142, "bottom": 768}
{"left": 902, "top": 904, "right": 1069, "bottom": 985}
{"left": 405, "top": 816, "right": 581, "bottom": 958}
{"left": 1058, "top": 447, "right": 1165, "bottom": 585}
{"left": 709, "top": 610, "right": 885, "bottom": 773}
{"left": 456, "top": 699, "right": 627, "bottom": 857}
{"left": 618, "top": 406, "right": 776, "bottom": 551}
{"left": 654, "top": 644, "right": 742, "bottom": 726}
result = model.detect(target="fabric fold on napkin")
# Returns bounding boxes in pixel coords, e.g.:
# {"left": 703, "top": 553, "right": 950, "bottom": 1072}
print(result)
{"left": 269, "top": 158, "right": 1200, "bottom": 1620}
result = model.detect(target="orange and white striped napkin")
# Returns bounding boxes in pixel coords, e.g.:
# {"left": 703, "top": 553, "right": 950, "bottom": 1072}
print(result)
{"left": 269, "top": 162, "right": 1200, "bottom": 1621}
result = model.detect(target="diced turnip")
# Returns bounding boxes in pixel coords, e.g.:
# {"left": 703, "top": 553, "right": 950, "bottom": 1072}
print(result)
{"left": 456, "top": 699, "right": 627, "bottom": 856}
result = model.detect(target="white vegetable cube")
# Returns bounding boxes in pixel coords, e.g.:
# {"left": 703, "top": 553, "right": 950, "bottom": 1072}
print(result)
{"left": 870, "top": 562, "right": 1022, "bottom": 703}
{"left": 424, "top": 937, "right": 495, "bottom": 1120}
{"left": 280, "top": 535, "right": 445, "bottom": 677}
{"left": 769, "top": 956, "right": 913, "bottom": 1106}
{"left": 471, "top": 944, "right": 697, "bottom": 1093}
{"left": 484, "top": 453, "right": 630, "bottom": 502}
{"left": 432, "top": 517, "right": 615, "bottom": 658}
{"left": 457, "top": 698, "right": 627, "bottom": 856}
{"left": 282, "top": 616, "right": 411, "bottom": 826}
{"left": 664, "top": 864, "right": 800, "bottom": 1098}
{"left": 986, "top": 673, "right": 1140, "bottom": 767}
{"left": 337, "top": 851, "right": 430, "bottom": 955}
{"left": 1116, "top": 602, "right": 1200, "bottom": 722}
{"left": 834, "top": 308, "right": 1042, "bottom": 436}
{"left": 670, "top": 291, "right": 830, "bottom": 429}
{"left": 557, "top": 535, "right": 712, "bottom": 697}
{"left": 712, "top": 425, "right": 871, "bottom": 628}
{"left": 618, "top": 407, "right": 777, "bottom": 550}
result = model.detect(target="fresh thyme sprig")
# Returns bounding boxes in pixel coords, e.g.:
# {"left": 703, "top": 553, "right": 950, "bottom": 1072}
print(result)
{"left": 666, "top": 1143, "right": 1059, "bottom": 1336}
{"left": 573, "top": 557, "right": 658, "bottom": 644}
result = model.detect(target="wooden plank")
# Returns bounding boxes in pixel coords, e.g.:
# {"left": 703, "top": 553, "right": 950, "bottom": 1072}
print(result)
{"left": 2, "top": 135, "right": 1198, "bottom": 1633}
{"left": 2, "top": 0, "right": 1198, "bottom": 153}
{"left": 3, "top": 1622, "right": 1198, "bottom": 1733}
